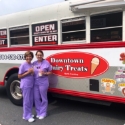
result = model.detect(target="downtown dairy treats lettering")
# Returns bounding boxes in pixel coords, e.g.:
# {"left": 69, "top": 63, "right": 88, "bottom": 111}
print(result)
{"left": 46, "top": 51, "right": 109, "bottom": 78}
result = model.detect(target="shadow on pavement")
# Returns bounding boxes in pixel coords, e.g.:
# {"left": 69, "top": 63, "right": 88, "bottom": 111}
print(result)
{"left": 48, "top": 96, "right": 125, "bottom": 121}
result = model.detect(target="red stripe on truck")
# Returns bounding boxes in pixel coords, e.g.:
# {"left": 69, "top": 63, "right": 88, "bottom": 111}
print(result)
{"left": 48, "top": 88, "right": 125, "bottom": 104}
{"left": 0, "top": 82, "right": 4, "bottom": 86}
{"left": 0, "top": 42, "right": 125, "bottom": 51}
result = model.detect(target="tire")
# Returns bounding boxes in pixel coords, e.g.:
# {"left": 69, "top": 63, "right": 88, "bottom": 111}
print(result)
{"left": 6, "top": 73, "right": 23, "bottom": 106}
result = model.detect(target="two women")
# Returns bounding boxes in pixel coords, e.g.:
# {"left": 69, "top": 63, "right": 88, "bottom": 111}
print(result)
{"left": 18, "top": 50, "right": 52, "bottom": 122}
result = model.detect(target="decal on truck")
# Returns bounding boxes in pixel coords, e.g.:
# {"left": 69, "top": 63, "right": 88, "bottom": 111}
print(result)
{"left": 114, "top": 67, "right": 125, "bottom": 83}
{"left": 118, "top": 83, "right": 125, "bottom": 96}
{"left": 114, "top": 67, "right": 125, "bottom": 96}
{"left": 120, "top": 53, "right": 125, "bottom": 64}
{"left": 0, "top": 54, "right": 25, "bottom": 60}
{"left": 46, "top": 51, "right": 109, "bottom": 78}
{"left": 101, "top": 78, "right": 116, "bottom": 94}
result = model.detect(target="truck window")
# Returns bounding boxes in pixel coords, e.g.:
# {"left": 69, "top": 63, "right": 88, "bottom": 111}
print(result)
{"left": 91, "top": 12, "right": 122, "bottom": 42}
{"left": 10, "top": 26, "right": 29, "bottom": 45}
{"left": 62, "top": 17, "right": 86, "bottom": 42}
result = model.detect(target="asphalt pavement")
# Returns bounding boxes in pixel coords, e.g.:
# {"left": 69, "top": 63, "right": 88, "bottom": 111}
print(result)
{"left": 0, "top": 86, "right": 125, "bottom": 125}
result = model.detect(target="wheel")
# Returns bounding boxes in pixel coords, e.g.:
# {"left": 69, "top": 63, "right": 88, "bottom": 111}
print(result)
{"left": 6, "top": 73, "right": 23, "bottom": 106}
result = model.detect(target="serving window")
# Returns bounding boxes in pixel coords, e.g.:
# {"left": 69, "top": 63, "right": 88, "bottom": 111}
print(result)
{"left": 91, "top": 12, "right": 122, "bottom": 42}
{"left": 10, "top": 26, "right": 29, "bottom": 45}
{"left": 62, "top": 17, "right": 86, "bottom": 42}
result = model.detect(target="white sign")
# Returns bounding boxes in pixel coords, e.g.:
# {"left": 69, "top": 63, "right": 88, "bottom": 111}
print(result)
{"left": 0, "top": 48, "right": 124, "bottom": 67}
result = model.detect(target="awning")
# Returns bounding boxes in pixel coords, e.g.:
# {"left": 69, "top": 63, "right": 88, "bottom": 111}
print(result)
{"left": 70, "top": 0, "right": 125, "bottom": 12}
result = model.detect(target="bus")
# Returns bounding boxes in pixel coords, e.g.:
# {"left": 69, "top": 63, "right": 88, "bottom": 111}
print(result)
{"left": 0, "top": 0, "right": 125, "bottom": 106}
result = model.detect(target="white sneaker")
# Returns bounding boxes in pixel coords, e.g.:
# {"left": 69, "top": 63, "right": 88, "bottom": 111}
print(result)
{"left": 22, "top": 115, "right": 34, "bottom": 119}
{"left": 32, "top": 115, "right": 35, "bottom": 118}
{"left": 28, "top": 118, "right": 35, "bottom": 122}
{"left": 36, "top": 115, "right": 39, "bottom": 118}
{"left": 39, "top": 116, "right": 45, "bottom": 120}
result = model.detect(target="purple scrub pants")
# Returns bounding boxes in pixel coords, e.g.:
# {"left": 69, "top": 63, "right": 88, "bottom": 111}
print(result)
{"left": 34, "top": 84, "right": 49, "bottom": 117}
{"left": 22, "top": 87, "right": 33, "bottom": 120}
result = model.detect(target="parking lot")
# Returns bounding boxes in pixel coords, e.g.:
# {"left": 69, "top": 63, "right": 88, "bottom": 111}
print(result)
{"left": 0, "top": 86, "right": 125, "bottom": 125}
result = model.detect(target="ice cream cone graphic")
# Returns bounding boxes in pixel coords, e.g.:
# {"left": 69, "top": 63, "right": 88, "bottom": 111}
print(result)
{"left": 91, "top": 57, "right": 100, "bottom": 74}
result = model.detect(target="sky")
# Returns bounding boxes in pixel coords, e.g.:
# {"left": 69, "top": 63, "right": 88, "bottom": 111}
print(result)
{"left": 0, "top": 0, "right": 64, "bottom": 16}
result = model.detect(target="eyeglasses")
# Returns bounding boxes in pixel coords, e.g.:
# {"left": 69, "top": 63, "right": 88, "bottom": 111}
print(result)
{"left": 37, "top": 55, "right": 42, "bottom": 57}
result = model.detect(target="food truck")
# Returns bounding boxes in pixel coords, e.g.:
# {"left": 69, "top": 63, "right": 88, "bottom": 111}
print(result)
{"left": 0, "top": 0, "right": 125, "bottom": 105}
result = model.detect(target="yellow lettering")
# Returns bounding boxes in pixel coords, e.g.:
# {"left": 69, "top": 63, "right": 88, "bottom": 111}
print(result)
{"left": 101, "top": 78, "right": 116, "bottom": 84}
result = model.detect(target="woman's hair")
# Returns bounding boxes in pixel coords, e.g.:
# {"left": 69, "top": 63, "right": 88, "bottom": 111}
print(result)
{"left": 35, "top": 50, "right": 44, "bottom": 56}
{"left": 24, "top": 51, "right": 34, "bottom": 59}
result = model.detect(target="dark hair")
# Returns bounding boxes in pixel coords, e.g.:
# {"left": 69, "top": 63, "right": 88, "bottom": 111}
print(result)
{"left": 35, "top": 50, "right": 44, "bottom": 56}
{"left": 24, "top": 51, "right": 34, "bottom": 59}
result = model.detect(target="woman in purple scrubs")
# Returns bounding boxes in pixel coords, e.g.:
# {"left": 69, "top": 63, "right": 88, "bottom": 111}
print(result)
{"left": 33, "top": 50, "right": 52, "bottom": 120}
{"left": 18, "top": 51, "right": 35, "bottom": 122}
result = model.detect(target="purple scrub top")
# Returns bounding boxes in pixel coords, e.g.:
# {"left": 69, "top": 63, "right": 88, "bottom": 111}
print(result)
{"left": 18, "top": 62, "right": 34, "bottom": 89}
{"left": 33, "top": 60, "right": 52, "bottom": 86}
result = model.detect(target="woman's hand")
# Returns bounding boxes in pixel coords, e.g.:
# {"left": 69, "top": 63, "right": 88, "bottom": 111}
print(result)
{"left": 28, "top": 68, "right": 34, "bottom": 74}
{"left": 18, "top": 68, "right": 34, "bottom": 79}
{"left": 41, "top": 71, "right": 52, "bottom": 75}
{"left": 38, "top": 71, "right": 52, "bottom": 76}
{"left": 39, "top": 71, "right": 47, "bottom": 75}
